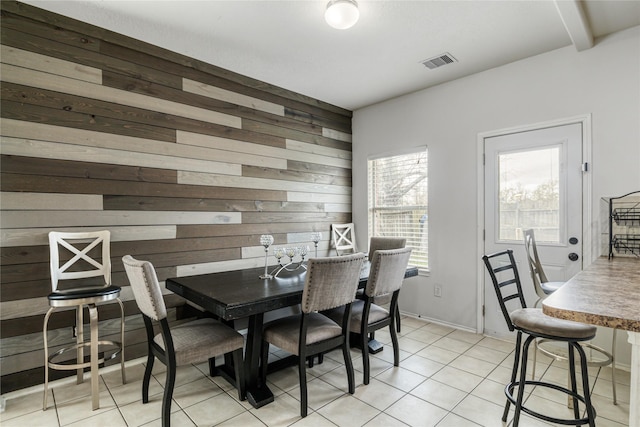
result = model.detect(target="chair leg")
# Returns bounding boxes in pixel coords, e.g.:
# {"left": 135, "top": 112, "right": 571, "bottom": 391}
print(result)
{"left": 531, "top": 338, "right": 538, "bottom": 380}
{"left": 575, "top": 343, "right": 596, "bottom": 427}
{"left": 117, "top": 298, "right": 127, "bottom": 384}
{"left": 513, "top": 335, "right": 533, "bottom": 427}
{"left": 142, "top": 351, "right": 155, "bottom": 403}
{"left": 298, "top": 351, "right": 308, "bottom": 418}
{"left": 76, "top": 305, "right": 85, "bottom": 385}
{"left": 88, "top": 304, "right": 100, "bottom": 410}
{"left": 390, "top": 322, "right": 400, "bottom": 367}
{"left": 232, "top": 348, "right": 246, "bottom": 401}
{"left": 42, "top": 308, "right": 54, "bottom": 411}
{"left": 567, "top": 343, "right": 581, "bottom": 419}
{"left": 361, "top": 331, "right": 371, "bottom": 385}
{"left": 162, "top": 360, "right": 176, "bottom": 427}
{"left": 395, "top": 306, "right": 401, "bottom": 333}
{"left": 343, "top": 341, "right": 355, "bottom": 394}
{"left": 503, "top": 331, "right": 522, "bottom": 423}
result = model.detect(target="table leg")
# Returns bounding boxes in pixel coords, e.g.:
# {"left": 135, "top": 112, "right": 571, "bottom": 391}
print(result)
{"left": 245, "top": 313, "right": 274, "bottom": 409}
{"left": 628, "top": 331, "right": 640, "bottom": 427}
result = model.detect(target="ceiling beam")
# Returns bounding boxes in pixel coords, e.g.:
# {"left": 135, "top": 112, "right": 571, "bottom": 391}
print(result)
{"left": 554, "top": 0, "right": 594, "bottom": 51}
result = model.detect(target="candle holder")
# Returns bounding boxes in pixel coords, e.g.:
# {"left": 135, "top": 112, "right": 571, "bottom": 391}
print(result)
{"left": 259, "top": 234, "right": 274, "bottom": 279}
{"left": 311, "top": 232, "right": 322, "bottom": 258}
{"left": 270, "top": 245, "right": 309, "bottom": 278}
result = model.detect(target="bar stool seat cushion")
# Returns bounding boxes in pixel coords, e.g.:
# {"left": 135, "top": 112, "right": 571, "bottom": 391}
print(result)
{"left": 263, "top": 313, "right": 342, "bottom": 355}
{"left": 510, "top": 308, "right": 596, "bottom": 340}
{"left": 48, "top": 285, "right": 121, "bottom": 302}
{"left": 152, "top": 318, "right": 244, "bottom": 366}
{"left": 540, "top": 281, "right": 564, "bottom": 295}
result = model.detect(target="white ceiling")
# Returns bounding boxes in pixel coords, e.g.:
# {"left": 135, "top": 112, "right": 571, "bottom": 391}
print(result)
{"left": 22, "top": 0, "right": 640, "bottom": 111}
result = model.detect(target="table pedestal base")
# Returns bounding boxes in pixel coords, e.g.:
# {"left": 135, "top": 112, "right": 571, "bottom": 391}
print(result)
{"left": 247, "top": 387, "right": 274, "bottom": 409}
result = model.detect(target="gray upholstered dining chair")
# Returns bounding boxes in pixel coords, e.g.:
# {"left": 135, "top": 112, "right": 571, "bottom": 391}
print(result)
{"left": 259, "top": 253, "right": 365, "bottom": 417}
{"left": 324, "top": 247, "right": 412, "bottom": 384}
{"left": 366, "top": 237, "right": 407, "bottom": 333}
{"left": 122, "top": 255, "right": 245, "bottom": 427}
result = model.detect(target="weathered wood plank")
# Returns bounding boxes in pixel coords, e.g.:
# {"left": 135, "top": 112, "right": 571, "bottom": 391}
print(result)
{"left": 242, "top": 165, "right": 351, "bottom": 187}
{"left": 178, "top": 129, "right": 350, "bottom": 164}
{"left": 286, "top": 160, "right": 352, "bottom": 178}
{"left": 178, "top": 130, "right": 344, "bottom": 168}
{"left": 0, "top": 1, "right": 352, "bottom": 118}
{"left": 1, "top": 62, "right": 241, "bottom": 128}
{"left": 0, "top": 226, "right": 177, "bottom": 248}
{"left": 0, "top": 295, "right": 183, "bottom": 339}
{"left": 2, "top": 99, "right": 177, "bottom": 143}
{"left": 183, "top": 77, "right": 284, "bottom": 116}
{"left": 1, "top": 120, "right": 251, "bottom": 173}
{"left": 1, "top": 27, "right": 184, "bottom": 90}
{"left": 0, "top": 313, "right": 144, "bottom": 357}
{"left": 322, "top": 127, "right": 353, "bottom": 143}
{"left": 243, "top": 118, "right": 352, "bottom": 151}
{"left": 1, "top": 154, "right": 178, "bottom": 184}
{"left": 241, "top": 211, "right": 349, "bottom": 224}
{"left": 0, "top": 9, "right": 101, "bottom": 53}
{"left": 0, "top": 173, "right": 286, "bottom": 203}
{"left": 103, "top": 195, "right": 325, "bottom": 213}
{"left": 0, "top": 210, "right": 241, "bottom": 229}
{"left": 286, "top": 138, "right": 352, "bottom": 160}
{"left": 1, "top": 136, "right": 241, "bottom": 176}
{"left": 177, "top": 222, "right": 333, "bottom": 239}
{"left": 0, "top": 82, "right": 287, "bottom": 149}
{"left": 0, "top": 267, "right": 176, "bottom": 302}
{"left": 178, "top": 171, "right": 352, "bottom": 195}
{"left": 0, "top": 192, "right": 103, "bottom": 210}
{"left": 287, "top": 191, "right": 352, "bottom": 204}
{"left": 0, "top": 45, "right": 101, "bottom": 83}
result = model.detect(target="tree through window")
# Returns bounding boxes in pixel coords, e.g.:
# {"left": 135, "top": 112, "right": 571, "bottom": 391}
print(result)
{"left": 368, "top": 148, "right": 428, "bottom": 269}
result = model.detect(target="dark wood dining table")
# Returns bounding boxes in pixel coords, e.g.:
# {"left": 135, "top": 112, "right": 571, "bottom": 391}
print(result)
{"left": 542, "top": 256, "right": 639, "bottom": 427}
{"left": 166, "top": 262, "right": 418, "bottom": 409}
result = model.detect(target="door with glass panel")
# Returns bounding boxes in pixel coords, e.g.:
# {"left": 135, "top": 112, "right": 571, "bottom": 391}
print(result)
{"left": 483, "top": 123, "right": 583, "bottom": 338}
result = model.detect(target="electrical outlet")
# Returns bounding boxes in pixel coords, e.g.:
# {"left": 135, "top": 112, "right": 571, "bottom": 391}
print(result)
{"left": 434, "top": 285, "right": 442, "bottom": 297}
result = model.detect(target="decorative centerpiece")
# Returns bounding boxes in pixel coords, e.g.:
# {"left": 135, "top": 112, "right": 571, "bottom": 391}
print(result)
{"left": 259, "top": 232, "right": 323, "bottom": 279}
{"left": 259, "top": 234, "right": 274, "bottom": 279}
{"left": 270, "top": 245, "right": 309, "bottom": 278}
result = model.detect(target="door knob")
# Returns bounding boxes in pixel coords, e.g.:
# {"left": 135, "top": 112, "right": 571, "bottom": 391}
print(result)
{"left": 568, "top": 252, "right": 579, "bottom": 261}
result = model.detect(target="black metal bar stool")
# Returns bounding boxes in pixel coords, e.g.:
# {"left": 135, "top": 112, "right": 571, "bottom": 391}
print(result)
{"left": 483, "top": 250, "right": 596, "bottom": 427}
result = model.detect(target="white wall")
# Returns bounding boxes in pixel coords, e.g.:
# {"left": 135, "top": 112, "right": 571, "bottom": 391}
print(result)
{"left": 352, "top": 27, "right": 639, "bottom": 364}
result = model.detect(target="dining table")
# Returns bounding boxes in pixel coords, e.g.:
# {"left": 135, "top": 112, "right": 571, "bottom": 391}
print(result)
{"left": 166, "top": 261, "right": 419, "bottom": 409}
{"left": 542, "top": 256, "right": 639, "bottom": 427}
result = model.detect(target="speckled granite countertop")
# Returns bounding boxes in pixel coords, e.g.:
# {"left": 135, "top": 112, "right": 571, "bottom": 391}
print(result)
{"left": 543, "top": 257, "right": 640, "bottom": 332}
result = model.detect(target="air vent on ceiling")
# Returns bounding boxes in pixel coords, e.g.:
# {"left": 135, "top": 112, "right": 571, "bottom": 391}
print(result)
{"left": 421, "top": 52, "right": 457, "bottom": 70}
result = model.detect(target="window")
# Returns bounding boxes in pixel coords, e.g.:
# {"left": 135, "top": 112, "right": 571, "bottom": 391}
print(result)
{"left": 368, "top": 148, "right": 428, "bottom": 269}
{"left": 498, "top": 146, "right": 560, "bottom": 243}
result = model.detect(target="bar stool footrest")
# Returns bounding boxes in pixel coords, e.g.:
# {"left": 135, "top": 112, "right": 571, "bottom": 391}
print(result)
{"left": 47, "top": 340, "right": 123, "bottom": 371}
{"left": 537, "top": 339, "right": 613, "bottom": 367}
{"left": 506, "top": 380, "right": 596, "bottom": 426}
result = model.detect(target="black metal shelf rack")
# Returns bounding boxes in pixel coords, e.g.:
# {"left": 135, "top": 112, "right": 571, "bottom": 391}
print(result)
{"left": 608, "top": 190, "right": 640, "bottom": 258}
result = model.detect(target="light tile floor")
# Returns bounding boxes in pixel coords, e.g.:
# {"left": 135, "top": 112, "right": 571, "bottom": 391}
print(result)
{"left": 1, "top": 316, "right": 630, "bottom": 426}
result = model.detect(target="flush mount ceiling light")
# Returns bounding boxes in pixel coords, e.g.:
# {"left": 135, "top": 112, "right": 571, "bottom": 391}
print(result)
{"left": 325, "top": 0, "right": 359, "bottom": 30}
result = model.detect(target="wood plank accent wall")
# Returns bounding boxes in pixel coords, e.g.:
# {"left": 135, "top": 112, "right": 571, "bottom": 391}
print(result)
{"left": 0, "top": 1, "right": 353, "bottom": 393}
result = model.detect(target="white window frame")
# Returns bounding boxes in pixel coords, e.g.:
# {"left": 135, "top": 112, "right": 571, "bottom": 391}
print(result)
{"left": 367, "top": 146, "right": 429, "bottom": 271}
